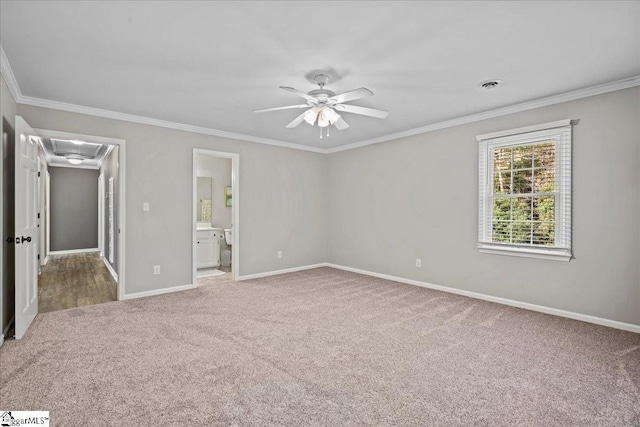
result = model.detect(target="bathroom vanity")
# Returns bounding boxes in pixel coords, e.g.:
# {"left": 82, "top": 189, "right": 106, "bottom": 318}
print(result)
{"left": 196, "top": 227, "right": 222, "bottom": 268}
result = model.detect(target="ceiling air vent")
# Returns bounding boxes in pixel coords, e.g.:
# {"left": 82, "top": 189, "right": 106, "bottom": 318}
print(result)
{"left": 479, "top": 79, "right": 502, "bottom": 89}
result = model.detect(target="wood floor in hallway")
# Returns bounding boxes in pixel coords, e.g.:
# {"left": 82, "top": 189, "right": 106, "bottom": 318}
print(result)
{"left": 38, "top": 253, "right": 117, "bottom": 313}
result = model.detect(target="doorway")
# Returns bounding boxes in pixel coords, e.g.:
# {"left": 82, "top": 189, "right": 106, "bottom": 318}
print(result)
{"left": 6, "top": 119, "right": 127, "bottom": 339}
{"left": 33, "top": 129, "right": 126, "bottom": 313}
{"left": 192, "top": 149, "right": 239, "bottom": 286}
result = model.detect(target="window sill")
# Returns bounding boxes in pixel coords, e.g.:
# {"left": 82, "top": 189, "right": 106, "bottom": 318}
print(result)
{"left": 478, "top": 243, "right": 572, "bottom": 262}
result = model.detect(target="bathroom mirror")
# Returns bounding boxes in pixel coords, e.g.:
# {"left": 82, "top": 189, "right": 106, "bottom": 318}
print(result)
{"left": 197, "top": 177, "right": 213, "bottom": 222}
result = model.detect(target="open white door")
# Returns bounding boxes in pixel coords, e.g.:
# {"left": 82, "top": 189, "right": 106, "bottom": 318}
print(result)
{"left": 14, "top": 116, "right": 40, "bottom": 339}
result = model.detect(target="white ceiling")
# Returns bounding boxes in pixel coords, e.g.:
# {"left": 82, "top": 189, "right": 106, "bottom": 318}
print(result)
{"left": 1, "top": 1, "right": 639, "bottom": 151}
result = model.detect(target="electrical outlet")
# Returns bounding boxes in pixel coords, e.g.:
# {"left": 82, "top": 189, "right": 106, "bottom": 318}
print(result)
{"left": 143, "top": 202, "right": 150, "bottom": 211}
{"left": 153, "top": 265, "right": 160, "bottom": 275}
{"left": 277, "top": 251, "right": 283, "bottom": 259}
{"left": 415, "top": 259, "right": 422, "bottom": 268}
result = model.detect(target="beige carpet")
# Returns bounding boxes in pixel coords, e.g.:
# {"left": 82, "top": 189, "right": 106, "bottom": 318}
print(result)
{"left": 1, "top": 267, "right": 638, "bottom": 426}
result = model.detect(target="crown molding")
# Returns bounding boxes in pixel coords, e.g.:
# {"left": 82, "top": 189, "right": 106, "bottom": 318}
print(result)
{"left": 17, "top": 95, "right": 327, "bottom": 154}
{"left": 2, "top": 41, "right": 638, "bottom": 155}
{"left": 0, "top": 45, "right": 23, "bottom": 101}
{"left": 325, "top": 75, "right": 640, "bottom": 154}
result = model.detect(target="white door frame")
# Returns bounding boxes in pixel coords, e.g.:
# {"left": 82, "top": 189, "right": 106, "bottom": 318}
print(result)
{"left": 98, "top": 174, "right": 105, "bottom": 257}
{"left": 192, "top": 149, "right": 239, "bottom": 286}
{"left": 38, "top": 157, "right": 47, "bottom": 267}
{"left": 45, "top": 170, "right": 50, "bottom": 262}
{"left": 35, "top": 128, "right": 126, "bottom": 300}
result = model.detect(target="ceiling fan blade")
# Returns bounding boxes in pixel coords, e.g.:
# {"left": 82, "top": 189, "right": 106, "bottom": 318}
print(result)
{"left": 334, "top": 104, "right": 388, "bottom": 119}
{"left": 253, "top": 104, "right": 309, "bottom": 113}
{"left": 333, "top": 117, "right": 349, "bottom": 130}
{"left": 280, "top": 86, "right": 315, "bottom": 101}
{"left": 328, "top": 87, "right": 373, "bottom": 104}
{"left": 285, "top": 111, "right": 308, "bottom": 128}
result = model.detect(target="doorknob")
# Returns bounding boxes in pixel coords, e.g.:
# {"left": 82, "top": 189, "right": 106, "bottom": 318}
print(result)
{"left": 20, "top": 236, "right": 31, "bottom": 243}
{"left": 5, "top": 237, "right": 13, "bottom": 244}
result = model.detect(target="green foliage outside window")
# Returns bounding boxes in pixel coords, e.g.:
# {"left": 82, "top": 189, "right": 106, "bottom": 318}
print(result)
{"left": 492, "top": 141, "right": 556, "bottom": 246}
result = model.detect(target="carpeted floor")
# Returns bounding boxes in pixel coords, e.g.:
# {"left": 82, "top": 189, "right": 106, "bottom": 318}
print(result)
{"left": 1, "top": 267, "right": 638, "bottom": 426}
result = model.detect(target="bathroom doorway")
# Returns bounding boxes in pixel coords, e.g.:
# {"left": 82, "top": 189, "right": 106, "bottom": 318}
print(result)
{"left": 192, "top": 149, "right": 239, "bottom": 285}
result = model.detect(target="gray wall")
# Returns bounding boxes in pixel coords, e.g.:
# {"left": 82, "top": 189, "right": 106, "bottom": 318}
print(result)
{"left": 328, "top": 87, "right": 640, "bottom": 326}
{"left": 49, "top": 167, "right": 99, "bottom": 251}
{"left": 10, "top": 84, "right": 639, "bottom": 327}
{"left": 1, "top": 74, "right": 17, "bottom": 336}
{"left": 196, "top": 155, "right": 232, "bottom": 230}
{"left": 16, "top": 104, "right": 329, "bottom": 294}
{"left": 100, "top": 146, "right": 119, "bottom": 274}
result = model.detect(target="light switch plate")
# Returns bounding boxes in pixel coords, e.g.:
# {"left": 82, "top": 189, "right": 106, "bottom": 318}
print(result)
{"left": 143, "top": 202, "right": 150, "bottom": 211}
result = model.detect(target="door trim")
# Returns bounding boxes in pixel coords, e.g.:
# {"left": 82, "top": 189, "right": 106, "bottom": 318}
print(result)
{"left": 35, "top": 128, "right": 126, "bottom": 300}
{"left": 192, "top": 149, "right": 239, "bottom": 286}
{"left": 98, "top": 174, "right": 104, "bottom": 257}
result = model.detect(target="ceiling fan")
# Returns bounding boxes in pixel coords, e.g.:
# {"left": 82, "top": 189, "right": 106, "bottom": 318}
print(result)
{"left": 254, "top": 74, "right": 388, "bottom": 136}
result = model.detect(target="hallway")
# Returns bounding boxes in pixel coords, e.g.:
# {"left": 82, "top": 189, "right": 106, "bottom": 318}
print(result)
{"left": 38, "top": 253, "right": 117, "bottom": 313}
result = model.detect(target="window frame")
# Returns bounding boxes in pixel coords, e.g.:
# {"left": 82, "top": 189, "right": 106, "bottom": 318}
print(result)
{"left": 477, "top": 120, "right": 572, "bottom": 261}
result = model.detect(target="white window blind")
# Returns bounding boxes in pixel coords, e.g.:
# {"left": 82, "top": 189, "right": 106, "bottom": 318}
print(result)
{"left": 477, "top": 120, "right": 572, "bottom": 261}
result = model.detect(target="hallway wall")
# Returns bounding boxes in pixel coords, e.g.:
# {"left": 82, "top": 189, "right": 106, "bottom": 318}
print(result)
{"left": 49, "top": 166, "right": 99, "bottom": 251}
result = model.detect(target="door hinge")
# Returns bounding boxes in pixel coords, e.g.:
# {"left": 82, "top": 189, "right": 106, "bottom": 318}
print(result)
{"left": 37, "top": 254, "right": 40, "bottom": 260}
{"left": 37, "top": 213, "right": 40, "bottom": 218}
{"left": 38, "top": 171, "right": 41, "bottom": 177}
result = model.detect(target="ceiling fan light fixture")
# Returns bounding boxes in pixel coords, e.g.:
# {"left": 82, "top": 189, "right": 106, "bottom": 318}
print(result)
{"left": 321, "top": 107, "right": 340, "bottom": 125}
{"left": 304, "top": 108, "right": 318, "bottom": 125}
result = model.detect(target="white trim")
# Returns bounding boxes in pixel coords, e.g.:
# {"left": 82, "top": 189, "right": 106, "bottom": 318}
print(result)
{"left": 98, "top": 174, "right": 104, "bottom": 257}
{"left": 33, "top": 129, "right": 126, "bottom": 146}
{"left": 326, "top": 264, "right": 640, "bottom": 333}
{"left": 49, "top": 248, "right": 100, "bottom": 255}
{"left": 326, "top": 76, "right": 640, "bottom": 153}
{"left": 121, "top": 284, "right": 195, "bottom": 300}
{"left": 477, "top": 123, "right": 572, "bottom": 257}
{"left": 23, "top": 95, "right": 326, "bottom": 154}
{"left": 476, "top": 119, "right": 572, "bottom": 142}
{"left": 478, "top": 246, "right": 571, "bottom": 261}
{"left": 236, "top": 263, "right": 329, "bottom": 281}
{"left": 32, "top": 128, "right": 126, "bottom": 300}
{"left": 43, "top": 255, "right": 49, "bottom": 265}
{"left": 2, "top": 42, "right": 636, "bottom": 155}
{"left": 102, "top": 257, "right": 118, "bottom": 282}
{"left": 0, "top": 45, "right": 22, "bottom": 101}
{"left": 192, "top": 149, "right": 240, "bottom": 287}
{"left": 45, "top": 171, "right": 50, "bottom": 259}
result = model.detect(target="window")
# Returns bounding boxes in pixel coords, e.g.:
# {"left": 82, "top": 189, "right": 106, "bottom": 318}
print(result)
{"left": 477, "top": 120, "right": 572, "bottom": 261}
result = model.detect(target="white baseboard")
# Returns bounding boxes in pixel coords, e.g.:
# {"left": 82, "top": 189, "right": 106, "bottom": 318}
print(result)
{"left": 49, "top": 248, "right": 100, "bottom": 256}
{"left": 326, "top": 263, "right": 640, "bottom": 334}
{"left": 236, "top": 263, "right": 329, "bottom": 281}
{"left": 43, "top": 255, "right": 50, "bottom": 265}
{"left": 121, "top": 284, "right": 195, "bottom": 301}
{"left": 102, "top": 257, "right": 118, "bottom": 282}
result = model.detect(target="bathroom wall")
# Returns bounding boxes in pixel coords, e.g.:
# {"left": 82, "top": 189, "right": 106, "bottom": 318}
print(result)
{"left": 195, "top": 155, "right": 232, "bottom": 230}
{"left": 49, "top": 166, "right": 99, "bottom": 251}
